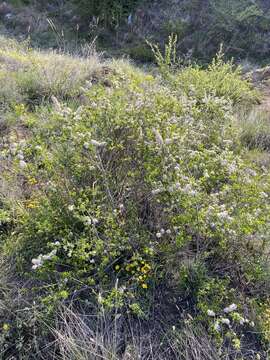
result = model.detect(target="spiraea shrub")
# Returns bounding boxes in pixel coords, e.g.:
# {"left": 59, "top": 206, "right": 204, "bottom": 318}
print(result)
{"left": 0, "top": 41, "right": 269, "bottom": 358}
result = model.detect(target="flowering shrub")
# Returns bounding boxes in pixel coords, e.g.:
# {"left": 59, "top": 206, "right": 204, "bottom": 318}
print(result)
{"left": 1, "top": 50, "right": 269, "bottom": 358}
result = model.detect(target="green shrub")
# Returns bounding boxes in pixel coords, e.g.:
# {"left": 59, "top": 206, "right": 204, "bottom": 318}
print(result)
{"left": 0, "top": 39, "right": 269, "bottom": 358}
{"left": 127, "top": 43, "right": 155, "bottom": 62}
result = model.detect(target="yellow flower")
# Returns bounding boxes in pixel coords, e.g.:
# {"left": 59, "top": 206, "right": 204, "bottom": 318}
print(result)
{"left": 28, "top": 178, "right": 37, "bottom": 185}
{"left": 115, "top": 265, "right": 120, "bottom": 271}
{"left": 26, "top": 202, "right": 37, "bottom": 209}
{"left": 141, "top": 264, "right": 151, "bottom": 274}
{"left": 2, "top": 323, "right": 10, "bottom": 331}
{"left": 142, "top": 283, "right": 148, "bottom": 289}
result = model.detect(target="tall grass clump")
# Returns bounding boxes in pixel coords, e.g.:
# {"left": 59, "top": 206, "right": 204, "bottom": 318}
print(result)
{"left": 239, "top": 107, "right": 270, "bottom": 151}
{"left": 0, "top": 37, "right": 269, "bottom": 358}
{"left": 0, "top": 35, "right": 101, "bottom": 108}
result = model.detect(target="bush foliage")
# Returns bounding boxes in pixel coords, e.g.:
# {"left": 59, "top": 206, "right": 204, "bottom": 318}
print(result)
{"left": 0, "top": 38, "right": 269, "bottom": 359}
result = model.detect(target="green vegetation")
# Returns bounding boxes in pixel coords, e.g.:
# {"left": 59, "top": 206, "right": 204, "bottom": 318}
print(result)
{"left": 0, "top": 35, "right": 269, "bottom": 359}
{"left": 114, "top": 0, "right": 270, "bottom": 63}
{"left": 3, "top": 0, "right": 270, "bottom": 63}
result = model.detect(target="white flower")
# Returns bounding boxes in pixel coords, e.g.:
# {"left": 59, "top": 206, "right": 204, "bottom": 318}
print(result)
{"left": 228, "top": 163, "right": 237, "bottom": 174}
{"left": 160, "top": 229, "right": 165, "bottom": 235}
{"left": 214, "top": 322, "right": 221, "bottom": 332}
{"left": 247, "top": 169, "right": 257, "bottom": 177}
{"left": 19, "top": 160, "right": 27, "bottom": 169}
{"left": 182, "top": 184, "right": 197, "bottom": 196}
{"left": 221, "top": 318, "right": 230, "bottom": 326}
{"left": 152, "top": 128, "right": 164, "bottom": 147}
{"left": 224, "top": 303, "right": 237, "bottom": 313}
{"left": 156, "top": 232, "right": 162, "bottom": 238}
{"left": 31, "top": 257, "right": 43, "bottom": 269}
{"left": 97, "top": 293, "right": 103, "bottom": 304}
{"left": 84, "top": 216, "right": 92, "bottom": 225}
{"left": 51, "top": 95, "right": 62, "bottom": 112}
{"left": 221, "top": 159, "right": 228, "bottom": 166}
{"left": 217, "top": 211, "right": 232, "bottom": 222}
{"left": 68, "top": 205, "right": 75, "bottom": 211}
{"left": 166, "top": 229, "right": 172, "bottom": 235}
{"left": 92, "top": 218, "right": 99, "bottom": 225}
{"left": 223, "top": 139, "right": 233, "bottom": 146}
{"left": 175, "top": 182, "right": 181, "bottom": 190}
{"left": 10, "top": 143, "right": 18, "bottom": 150}
{"left": 204, "top": 170, "right": 210, "bottom": 178}
{"left": 152, "top": 188, "right": 163, "bottom": 195}
{"left": 32, "top": 258, "right": 42, "bottom": 266}
{"left": 17, "top": 153, "right": 24, "bottom": 160}
{"left": 207, "top": 309, "right": 216, "bottom": 317}
{"left": 239, "top": 317, "right": 249, "bottom": 325}
{"left": 164, "top": 138, "right": 172, "bottom": 145}
{"left": 90, "top": 139, "right": 107, "bottom": 147}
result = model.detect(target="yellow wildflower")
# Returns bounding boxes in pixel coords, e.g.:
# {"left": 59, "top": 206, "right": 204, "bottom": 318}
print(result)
{"left": 26, "top": 202, "right": 37, "bottom": 209}
{"left": 28, "top": 178, "right": 37, "bottom": 185}
{"left": 141, "top": 264, "right": 151, "bottom": 274}
{"left": 2, "top": 323, "right": 10, "bottom": 331}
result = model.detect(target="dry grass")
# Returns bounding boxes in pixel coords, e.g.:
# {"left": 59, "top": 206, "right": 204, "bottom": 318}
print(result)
{"left": 52, "top": 306, "right": 223, "bottom": 360}
{"left": 239, "top": 107, "right": 270, "bottom": 151}
{"left": 0, "top": 35, "right": 103, "bottom": 107}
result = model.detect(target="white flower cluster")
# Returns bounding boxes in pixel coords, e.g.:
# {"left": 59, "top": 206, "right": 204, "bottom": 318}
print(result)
{"left": 6, "top": 140, "right": 28, "bottom": 168}
{"left": 83, "top": 139, "right": 107, "bottom": 149}
{"left": 220, "top": 157, "right": 238, "bottom": 175}
{"left": 207, "top": 309, "right": 216, "bottom": 317}
{"left": 32, "top": 249, "right": 57, "bottom": 270}
{"left": 51, "top": 96, "right": 73, "bottom": 118}
{"left": 207, "top": 303, "right": 253, "bottom": 333}
{"left": 224, "top": 303, "right": 237, "bottom": 313}
{"left": 83, "top": 216, "right": 99, "bottom": 226}
{"left": 156, "top": 228, "right": 172, "bottom": 238}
